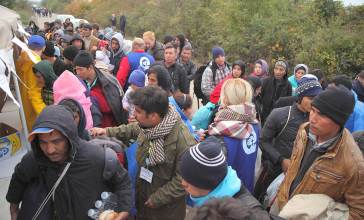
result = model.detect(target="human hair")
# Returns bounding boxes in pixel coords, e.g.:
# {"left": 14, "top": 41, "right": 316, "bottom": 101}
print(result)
{"left": 147, "top": 64, "right": 173, "bottom": 93}
{"left": 182, "top": 44, "right": 193, "bottom": 52}
{"left": 130, "top": 86, "right": 169, "bottom": 118}
{"left": 357, "top": 70, "right": 364, "bottom": 79}
{"left": 163, "top": 35, "right": 174, "bottom": 45}
{"left": 192, "top": 197, "right": 259, "bottom": 220}
{"left": 164, "top": 42, "right": 177, "bottom": 52}
{"left": 132, "top": 37, "right": 145, "bottom": 50}
{"left": 173, "top": 92, "right": 192, "bottom": 111}
{"left": 220, "top": 78, "right": 253, "bottom": 106}
{"left": 175, "top": 34, "right": 186, "bottom": 55}
{"left": 92, "top": 23, "right": 99, "bottom": 31}
{"left": 143, "top": 31, "right": 155, "bottom": 41}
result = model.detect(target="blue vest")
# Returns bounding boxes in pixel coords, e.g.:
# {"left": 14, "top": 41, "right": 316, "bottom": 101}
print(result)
{"left": 127, "top": 52, "right": 155, "bottom": 73}
{"left": 222, "top": 124, "right": 260, "bottom": 193}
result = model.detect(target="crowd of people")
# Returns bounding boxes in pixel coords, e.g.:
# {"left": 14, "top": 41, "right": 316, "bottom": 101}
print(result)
{"left": 32, "top": 7, "right": 52, "bottom": 17}
{"left": 5, "top": 14, "right": 364, "bottom": 220}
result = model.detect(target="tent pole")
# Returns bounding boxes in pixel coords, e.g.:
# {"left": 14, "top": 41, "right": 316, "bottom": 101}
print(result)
{"left": 12, "top": 71, "right": 31, "bottom": 151}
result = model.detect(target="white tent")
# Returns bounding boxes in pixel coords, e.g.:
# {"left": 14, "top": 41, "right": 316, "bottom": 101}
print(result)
{"left": 0, "top": 5, "right": 31, "bottom": 162}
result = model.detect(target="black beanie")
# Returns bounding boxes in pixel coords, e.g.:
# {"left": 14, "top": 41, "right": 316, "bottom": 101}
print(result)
{"left": 311, "top": 85, "right": 355, "bottom": 127}
{"left": 180, "top": 136, "right": 227, "bottom": 190}
{"left": 330, "top": 74, "right": 353, "bottom": 91}
{"left": 63, "top": 45, "right": 79, "bottom": 62}
{"left": 73, "top": 50, "right": 94, "bottom": 67}
{"left": 43, "top": 41, "right": 55, "bottom": 57}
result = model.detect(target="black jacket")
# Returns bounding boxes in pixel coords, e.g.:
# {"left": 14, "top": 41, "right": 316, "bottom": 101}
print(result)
{"left": 233, "top": 186, "right": 271, "bottom": 220}
{"left": 260, "top": 104, "right": 308, "bottom": 168}
{"left": 6, "top": 105, "right": 132, "bottom": 219}
{"left": 95, "top": 67, "right": 128, "bottom": 125}
{"left": 260, "top": 76, "right": 292, "bottom": 124}
{"left": 159, "top": 61, "right": 189, "bottom": 94}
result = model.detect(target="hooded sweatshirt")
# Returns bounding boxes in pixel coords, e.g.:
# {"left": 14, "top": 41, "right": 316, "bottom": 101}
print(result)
{"left": 70, "top": 34, "right": 85, "bottom": 50}
{"left": 58, "top": 98, "right": 91, "bottom": 140}
{"left": 53, "top": 70, "right": 94, "bottom": 129}
{"left": 288, "top": 64, "right": 309, "bottom": 95}
{"left": 6, "top": 105, "right": 132, "bottom": 219}
{"left": 109, "top": 33, "right": 125, "bottom": 76}
{"left": 33, "top": 60, "right": 57, "bottom": 105}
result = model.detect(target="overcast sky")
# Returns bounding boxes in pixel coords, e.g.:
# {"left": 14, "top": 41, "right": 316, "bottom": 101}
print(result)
{"left": 29, "top": 0, "right": 364, "bottom": 6}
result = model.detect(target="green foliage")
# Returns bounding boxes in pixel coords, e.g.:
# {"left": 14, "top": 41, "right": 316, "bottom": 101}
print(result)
{"left": 47, "top": 0, "right": 364, "bottom": 76}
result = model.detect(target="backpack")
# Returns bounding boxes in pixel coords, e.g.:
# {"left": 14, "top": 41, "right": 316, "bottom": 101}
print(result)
{"left": 194, "top": 62, "right": 219, "bottom": 99}
{"left": 194, "top": 62, "right": 229, "bottom": 101}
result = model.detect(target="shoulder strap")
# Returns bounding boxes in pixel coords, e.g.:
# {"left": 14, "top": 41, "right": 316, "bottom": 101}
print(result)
{"left": 277, "top": 106, "right": 292, "bottom": 138}
{"left": 32, "top": 162, "right": 72, "bottom": 220}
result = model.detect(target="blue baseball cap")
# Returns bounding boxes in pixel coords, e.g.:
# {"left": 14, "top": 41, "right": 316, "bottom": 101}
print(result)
{"left": 28, "top": 127, "right": 54, "bottom": 142}
{"left": 28, "top": 35, "right": 46, "bottom": 49}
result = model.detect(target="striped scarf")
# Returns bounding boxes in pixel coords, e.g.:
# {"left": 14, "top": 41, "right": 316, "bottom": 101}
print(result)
{"left": 208, "top": 104, "right": 257, "bottom": 139}
{"left": 142, "top": 105, "right": 180, "bottom": 166}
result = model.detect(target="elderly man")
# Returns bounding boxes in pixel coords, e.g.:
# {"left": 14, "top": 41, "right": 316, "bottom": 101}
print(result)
{"left": 277, "top": 86, "right": 364, "bottom": 219}
{"left": 91, "top": 86, "right": 197, "bottom": 220}
{"left": 6, "top": 105, "right": 132, "bottom": 220}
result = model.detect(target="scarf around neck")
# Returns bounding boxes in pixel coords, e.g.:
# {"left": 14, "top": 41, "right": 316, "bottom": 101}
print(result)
{"left": 208, "top": 104, "right": 257, "bottom": 139}
{"left": 142, "top": 105, "right": 180, "bottom": 166}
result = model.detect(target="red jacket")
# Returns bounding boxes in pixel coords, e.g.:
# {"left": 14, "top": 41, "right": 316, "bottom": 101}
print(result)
{"left": 210, "top": 75, "right": 233, "bottom": 104}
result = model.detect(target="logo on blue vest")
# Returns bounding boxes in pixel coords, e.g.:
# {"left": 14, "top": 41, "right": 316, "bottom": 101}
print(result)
{"left": 242, "top": 130, "right": 257, "bottom": 155}
{"left": 139, "top": 57, "right": 151, "bottom": 71}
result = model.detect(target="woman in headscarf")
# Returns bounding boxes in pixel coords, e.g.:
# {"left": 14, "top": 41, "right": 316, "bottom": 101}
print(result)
{"left": 288, "top": 64, "right": 308, "bottom": 95}
{"left": 250, "top": 59, "right": 269, "bottom": 79}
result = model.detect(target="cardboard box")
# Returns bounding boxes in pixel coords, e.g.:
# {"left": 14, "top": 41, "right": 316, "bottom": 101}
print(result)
{"left": 0, "top": 123, "right": 21, "bottom": 160}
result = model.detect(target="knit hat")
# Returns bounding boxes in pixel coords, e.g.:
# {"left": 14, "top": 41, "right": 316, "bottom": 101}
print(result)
{"left": 180, "top": 136, "right": 227, "bottom": 190}
{"left": 311, "top": 85, "right": 355, "bottom": 127}
{"left": 54, "top": 29, "right": 64, "bottom": 37}
{"left": 275, "top": 60, "right": 288, "bottom": 70}
{"left": 43, "top": 41, "right": 55, "bottom": 57}
{"left": 63, "top": 45, "right": 79, "bottom": 62}
{"left": 330, "top": 75, "right": 352, "bottom": 91}
{"left": 28, "top": 35, "right": 45, "bottom": 49}
{"left": 212, "top": 47, "right": 225, "bottom": 60}
{"left": 73, "top": 50, "right": 94, "bottom": 67}
{"left": 296, "top": 74, "right": 322, "bottom": 98}
{"left": 128, "top": 69, "right": 146, "bottom": 87}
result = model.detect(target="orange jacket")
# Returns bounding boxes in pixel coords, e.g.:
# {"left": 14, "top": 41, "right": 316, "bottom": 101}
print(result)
{"left": 16, "top": 50, "right": 45, "bottom": 131}
{"left": 277, "top": 123, "right": 364, "bottom": 219}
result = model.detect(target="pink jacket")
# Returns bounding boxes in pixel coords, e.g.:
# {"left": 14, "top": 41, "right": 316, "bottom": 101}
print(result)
{"left": 53, "top": 70, "right": 93, "bottom": 129}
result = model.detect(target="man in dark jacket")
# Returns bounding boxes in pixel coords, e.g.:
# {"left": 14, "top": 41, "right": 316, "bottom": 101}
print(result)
{"left": 6, "top": 105, "right": 132, "bottom": 220}
{"left": 260, "top": 60, "right": 292, "bottom": 124}
{"left": 158, "top": 43, "right": 189, "bottom": 94}
{"left": 177, "top": 44, "right": 196, "bottom": 81}
{"left": 255, "top": 75, "right": 322, "bottom": 201}
{"left": 119, "top": 13, "right": 126, "bottom": 35}
{"left": 90, "top": 86, "right": 197, "bottom": 220}
{"left": 180, "top": 136, "right": 270, "bottom": 219}
{"left": 74, "top": 51, "right": 128, "bottom": 127}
